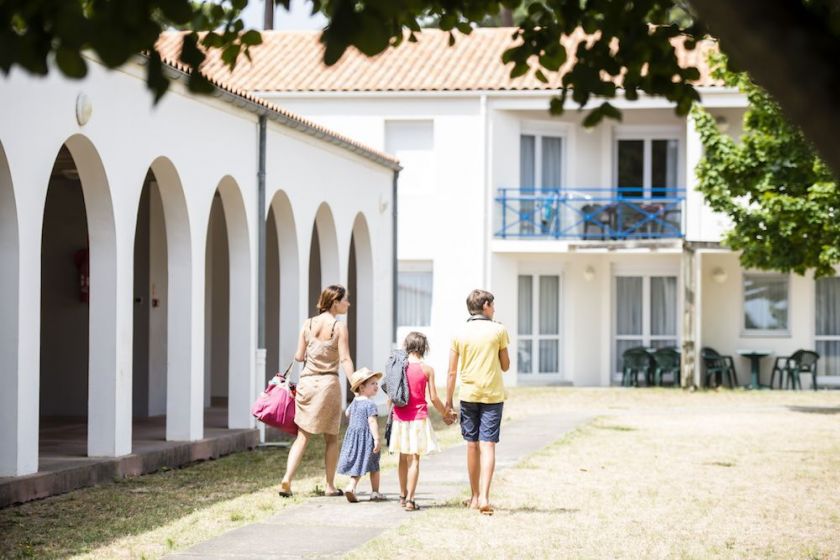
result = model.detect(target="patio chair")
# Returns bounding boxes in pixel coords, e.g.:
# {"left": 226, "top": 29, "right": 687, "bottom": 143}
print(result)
{"left": 774, "top": 350, "right": 820, "bottom": 390}
{"left": 581, "top": 203, "right": 611, "bottom": 240}
{"left": 701, "top": 347, "right": 739, "bottom": 388}
{"left": 652, "top": 347, "right": 681, "bottom": 387}
{"left": 621, "top": 347, "right": 654, "bottom": 387}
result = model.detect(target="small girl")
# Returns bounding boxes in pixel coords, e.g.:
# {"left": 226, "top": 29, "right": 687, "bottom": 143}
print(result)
{"left": 389, "top": 332, "right": 453, "bottom": 511}
{"left": 338, "top": 367, "right": 385, "bottom": 502}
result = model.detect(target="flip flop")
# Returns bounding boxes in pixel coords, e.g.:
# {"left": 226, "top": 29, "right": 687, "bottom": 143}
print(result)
{"left": 325, "top": 489, "right": 345, "bottom": 497}
{"left": 344, "top": 489, "right": 358, "bottom": 503}
{"left": 479, "top": 504, "right": 494, "bottom": 516}
{"left": 404, "top": 500, "right": 420, "bottom": 511}
{"left": 399, "top": 495, "right": 407, "bottom": 507}
{"left": 277, "top": 482, "right": 292, "bottom": 498}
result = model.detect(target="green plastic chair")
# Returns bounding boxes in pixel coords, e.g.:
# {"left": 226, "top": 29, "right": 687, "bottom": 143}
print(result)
{"left": 778, "top": 350, "right": 820, "bottom": 390}
{"left": 621, "top": 347, "right": 653, "bottom": 387}
{"left": 652, "top": 347, "right": 681, "bottom": 387}
{"left": 701, "top": 347, "right": 738, "bottom": 388}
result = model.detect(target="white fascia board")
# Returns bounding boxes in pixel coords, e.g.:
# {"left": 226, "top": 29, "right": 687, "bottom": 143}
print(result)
{"left": 258, "top": 87, "right": 746, "bottom": 110}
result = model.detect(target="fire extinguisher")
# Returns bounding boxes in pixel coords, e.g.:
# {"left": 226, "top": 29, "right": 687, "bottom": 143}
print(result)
{"left": 74, "top": 247, "right": 89, "bottom": 303}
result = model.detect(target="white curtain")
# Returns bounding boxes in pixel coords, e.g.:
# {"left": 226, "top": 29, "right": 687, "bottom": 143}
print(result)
{"left": 520, "top": 135, "right": 535, "bottom": 189}
{"left": 517, "top": 275, "right": 533, "bottom": 374}
{"left": 616, "top": 277, "right": 643, "bottom": 335}
{"left": 541, "top": 136, "right": 563, "bottom": 190}
{"left": 743, "top": 275, "right": 789, "bottom": 330}
{"left": 816, "top": 277, "right": 840, "bottom": 375}
{"left": 539, "top": 276, "right": 559, "bottom": 334}
{"left": 650, "top": 276, "right": 677, "bottom": 336}
{"left": 397, "top": 271, "right": 432, "bottom": 326}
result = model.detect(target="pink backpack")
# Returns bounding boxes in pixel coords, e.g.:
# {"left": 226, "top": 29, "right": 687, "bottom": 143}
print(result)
{"left": 251, "top": 363, "right": 297, "bottom": 435}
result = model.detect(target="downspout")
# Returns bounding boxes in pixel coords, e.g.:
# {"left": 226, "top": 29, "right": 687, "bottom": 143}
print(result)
{"left": 392, "top": 169, "right": 400, "bottom": 346}
{"left": 256, "top": 115, "right": 267, "bottom": 441}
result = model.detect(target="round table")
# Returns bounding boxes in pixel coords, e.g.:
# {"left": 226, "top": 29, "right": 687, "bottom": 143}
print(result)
{"left": 737, "top": 349, "right": 772, "bottom": 389}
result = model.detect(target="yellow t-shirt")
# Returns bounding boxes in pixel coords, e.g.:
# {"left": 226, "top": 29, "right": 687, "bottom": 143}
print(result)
{"left": 451, "top": 319, "right": 510, "bottom": 404}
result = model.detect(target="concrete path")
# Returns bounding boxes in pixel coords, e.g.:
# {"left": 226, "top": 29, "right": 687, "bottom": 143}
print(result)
{"left": 166, "top": 411, "right": 593, "bottom": 559}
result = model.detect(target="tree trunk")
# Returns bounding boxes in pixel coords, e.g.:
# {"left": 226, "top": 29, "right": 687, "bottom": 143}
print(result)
{"left": 500, "top": 8, "right": 514, "bottom": 27}
{"left": 690, "top": 0, "right": 840, "bottom": 177}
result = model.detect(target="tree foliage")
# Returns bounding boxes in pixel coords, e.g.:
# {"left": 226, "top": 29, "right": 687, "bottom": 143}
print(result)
{"left": 693, "top": 58, "right": 840, "bottom": 278}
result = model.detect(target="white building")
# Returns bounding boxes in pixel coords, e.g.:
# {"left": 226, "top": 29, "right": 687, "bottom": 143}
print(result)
{"left": 0, "top": 52, "right": 397, "bottom": 479}
{"left": 179, "top": 28, "right": 840, "bottom": 390}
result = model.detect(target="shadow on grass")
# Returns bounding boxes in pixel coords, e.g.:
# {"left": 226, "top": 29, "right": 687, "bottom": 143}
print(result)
{"left": 788, "top": 405, "right": 840, "bottom": 415}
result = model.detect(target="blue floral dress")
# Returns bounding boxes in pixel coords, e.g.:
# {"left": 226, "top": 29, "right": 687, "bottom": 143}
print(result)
{"left": 337, "top": 398, "right": 380, "bottom": 477}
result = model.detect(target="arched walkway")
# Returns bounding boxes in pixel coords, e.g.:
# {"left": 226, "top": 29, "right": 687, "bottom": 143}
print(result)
{"left": 204, "top": 177, "right": 252, "bottom": 430}
{"left": 0, "top": 141, "right": 21, "bottom": 475}
{"left": 266, "top": 190, "right": 299, "bottom": 381}
{"left": 131, "top": 158, "right": 192, "bottom": 446}
{"left": 347, "top": 213, "right": 375, "bottom": 403}
{"left": 40, "top": 136, "right": 119, "bottom": 460}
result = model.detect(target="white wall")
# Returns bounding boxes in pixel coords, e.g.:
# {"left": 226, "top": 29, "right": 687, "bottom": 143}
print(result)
{"left": 0, "top": 58, "right": 395, "bottom": 475}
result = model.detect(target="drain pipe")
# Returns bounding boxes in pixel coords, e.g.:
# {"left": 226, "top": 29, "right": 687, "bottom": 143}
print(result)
{"left": 256, "top": 115, "right": 267, "bottom": 443}
{"left": 392, "top": 169, "right": 399, "bottom": 346}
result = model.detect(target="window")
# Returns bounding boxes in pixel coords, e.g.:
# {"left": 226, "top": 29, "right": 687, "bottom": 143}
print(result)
{"left": 615, "top": 137, "right": 679, "bottom": 197}
{"left": 517, "top": 274, "right": 562, "bottom": 374}
{"left": 397, "top": 262, "right": 432, "bottom": 326}
{"left": 743, "top": 274, "right": 789, "bottom": 333}
{"left": 385, "top": 120, "right": 434, "bottom": 195}
{"left": 816, "top": 277, "right": 840, "bottom": 376}
{"left": 614, "top": 275, "right": 678, "bottom": 381}
{"left": 520, "top": 134, "right": 564, "bottom": 190}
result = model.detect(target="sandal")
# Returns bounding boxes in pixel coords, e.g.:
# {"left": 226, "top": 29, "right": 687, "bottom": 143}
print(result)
{"left": 344, "top": 489, "right": 358, "bottom": 503}
{"left": 399, "top": 495, "right": 406, "bottom": 507}
{"left": 277, "top": 481, "right": 292, "bottom": 498}
{"left": 325, "top": 489, "right": 344, "bottom": 497}
{"left": 404, "top": 500, "right": 420, "bottom": 511}
{"left": 479, "top": 504, "right": 494, "bottom": 516}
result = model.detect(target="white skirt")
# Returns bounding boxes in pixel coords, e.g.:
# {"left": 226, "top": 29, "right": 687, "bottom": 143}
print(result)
{"left": 388, "top": 417, "right": 440, "bottom": 456}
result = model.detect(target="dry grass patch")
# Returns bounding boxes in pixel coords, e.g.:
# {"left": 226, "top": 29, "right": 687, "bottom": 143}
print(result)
{"left": 349, "top": 389, "right": 840, "bottom": 560}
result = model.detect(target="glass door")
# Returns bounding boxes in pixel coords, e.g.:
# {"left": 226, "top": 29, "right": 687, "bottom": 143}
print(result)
{"left": 614, "top": 274, "right": 678, "bottom": 382}
{"left": 815, "top": 277, "right": 840, "bottom": 377}
{"left": 518, "top": 274, "right": 562, "bottom": 375}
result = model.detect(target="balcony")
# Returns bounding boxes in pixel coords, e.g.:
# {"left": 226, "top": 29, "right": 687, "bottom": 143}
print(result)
{"left": 495, "top": 187, "right": 685, "bottom": 240}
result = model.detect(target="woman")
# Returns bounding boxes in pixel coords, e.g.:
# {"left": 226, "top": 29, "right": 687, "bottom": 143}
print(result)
{"left": 278, "top": 284, "right": 355, "bottom": 498}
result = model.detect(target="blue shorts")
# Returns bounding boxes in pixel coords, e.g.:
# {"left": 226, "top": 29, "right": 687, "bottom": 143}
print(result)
{"left": 459, "top": 401, "right": 504, "bottom": 443}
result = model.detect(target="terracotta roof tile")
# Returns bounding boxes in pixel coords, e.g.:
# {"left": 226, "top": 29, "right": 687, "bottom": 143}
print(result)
{"left": 156, "top": 28, "right": 722, "bottom": 93}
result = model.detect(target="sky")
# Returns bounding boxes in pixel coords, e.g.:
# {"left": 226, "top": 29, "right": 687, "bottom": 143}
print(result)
{"left": 238, "top": 0, "right": 327, "bottom": 30}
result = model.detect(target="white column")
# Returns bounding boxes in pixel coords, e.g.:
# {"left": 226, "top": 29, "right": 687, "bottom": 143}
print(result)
{"left": 685, "top": 114, "right": 704, "bottom": 241}
{"left": 167, "top": 228, "right": 205, "bottom": 441}
{"left": 147, "top": 186, "right": 168, "bottom": 416}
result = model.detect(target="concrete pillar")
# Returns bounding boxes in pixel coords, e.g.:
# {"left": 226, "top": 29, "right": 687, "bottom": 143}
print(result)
{"left": 148, "top": 183, "right": 168, "bottom": 416}
{"left": 681, "top": 244, "right": 697, "bottom": 388}
{"left": 685, "top": 114, "right": 704, "bottom": 240}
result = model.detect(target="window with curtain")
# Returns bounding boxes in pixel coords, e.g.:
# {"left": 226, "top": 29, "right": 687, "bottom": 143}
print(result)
{"left": 518, "top": 274, "right": 562, "bottom": 375}
{"left": 815, "top": 277, "right": 840, "bottom": 375}
{"left": 614, "top": 274, "right": 678, "bottom": 381}
{"left": 743, "top": 274, "right": 789, "bottom": 332}
{"left": 397, "top": 265, "right": 433, "bottom": 326}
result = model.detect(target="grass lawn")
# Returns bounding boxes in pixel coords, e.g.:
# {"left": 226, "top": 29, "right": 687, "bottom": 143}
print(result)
{"left": 349, "top": 388, "right": 840, "bottom": 560}
{"left": 2, "top": 388, "right": 838, "bottom": 559}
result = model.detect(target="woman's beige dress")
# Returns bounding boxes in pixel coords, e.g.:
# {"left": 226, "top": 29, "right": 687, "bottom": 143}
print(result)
{"left": 294, "top": 318, "right": 342, "bottom": 435}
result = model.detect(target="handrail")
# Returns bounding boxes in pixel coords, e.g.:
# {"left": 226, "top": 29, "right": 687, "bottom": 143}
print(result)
{"left": 495, "top": 187, "right": 685, "bottom": 240}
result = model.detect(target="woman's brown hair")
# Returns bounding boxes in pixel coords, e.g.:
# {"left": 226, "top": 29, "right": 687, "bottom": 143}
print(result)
{"left": 317, "top": 284, "right": 346, "bottom": 313}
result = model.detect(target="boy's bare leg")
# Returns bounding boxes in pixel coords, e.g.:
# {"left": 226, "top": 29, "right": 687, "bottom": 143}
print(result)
{"left": 466, "top": 441, "right": 480, "bottom": 508}
{"left": 478, "top": 441, "right": 496, "bottom": 509}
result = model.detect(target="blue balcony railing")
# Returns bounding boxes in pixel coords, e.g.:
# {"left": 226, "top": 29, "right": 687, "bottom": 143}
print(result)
{"left": 495, "top": 187, "right": 685, "bottom": 240}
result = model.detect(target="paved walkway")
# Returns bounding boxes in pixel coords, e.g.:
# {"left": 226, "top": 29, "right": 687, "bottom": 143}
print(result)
{"left": 166, "top": 411, "right": 593, "bottom": 559}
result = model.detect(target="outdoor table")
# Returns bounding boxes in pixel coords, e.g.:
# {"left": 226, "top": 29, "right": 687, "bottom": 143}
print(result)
{"left": 737, "top": 349, "right": 772, "bottom": 389}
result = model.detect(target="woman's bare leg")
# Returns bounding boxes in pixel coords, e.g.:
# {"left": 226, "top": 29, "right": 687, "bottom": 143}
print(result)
{"left": 324, "top": 433, "right": 339, "bottom": 493}
{"left": 281, "top": 428, "right": 311, "bottom": 487}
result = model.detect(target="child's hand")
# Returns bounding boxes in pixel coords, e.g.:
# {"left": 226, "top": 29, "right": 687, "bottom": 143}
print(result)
{"left": 373, "top": 440, "right": 381, "bottom": 454}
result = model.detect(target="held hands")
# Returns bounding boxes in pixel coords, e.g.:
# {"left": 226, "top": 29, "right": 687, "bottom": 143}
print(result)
{"left": 443, "top": 405, "right": 458, "bottom": 425}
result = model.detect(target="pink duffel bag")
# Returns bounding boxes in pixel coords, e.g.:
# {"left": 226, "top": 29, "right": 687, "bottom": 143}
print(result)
{"left": 251, "top": 362, "right": 298, "bottom": 435}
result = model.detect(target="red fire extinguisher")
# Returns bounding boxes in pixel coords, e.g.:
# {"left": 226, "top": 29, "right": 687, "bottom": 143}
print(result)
{"left": 74, "top": 247, "right": 89, "bottom": 303}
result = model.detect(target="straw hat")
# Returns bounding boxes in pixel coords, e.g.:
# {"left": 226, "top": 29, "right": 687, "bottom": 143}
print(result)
{"left": 350, "top": 367, "right": 383, "bottom": 393}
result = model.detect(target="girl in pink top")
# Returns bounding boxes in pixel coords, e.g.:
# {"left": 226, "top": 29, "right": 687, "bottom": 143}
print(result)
{"left": 389, "top": 331, "right": 451, "bottom": 511}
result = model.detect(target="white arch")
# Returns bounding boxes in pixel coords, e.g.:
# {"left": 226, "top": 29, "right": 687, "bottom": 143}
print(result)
{"left": 0, "top": 141, "right": 21, "bottom": 475}
{"left": 268, "top": 190, "right": 300, "bottom": 377}
{"left": 58, "top": 135, "right": 121, "bottom": 457}
{"left": 215, "top": 176, "right": 252, "bottom": 429}
{"left": 145, "top": 157, "right": 195, "bottom": 441}
{"left": 350, "top": 213, "right": 375, "bottom": 377}
{"left": 314, "top": 202, "right": 341, "bottom": 290}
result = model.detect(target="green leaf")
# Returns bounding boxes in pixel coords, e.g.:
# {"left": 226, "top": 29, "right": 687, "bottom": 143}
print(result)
{"left": 241, "top": 30, "right": 263, "bottom": 46}
{"left": 56, "top": 46, "right": 87, "bottom": 78}
{"left": 535, "top": 69, "right": 548, "bottom": 83}
{"left": 510, "top": 61, "right": 529, "bottom": 79}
